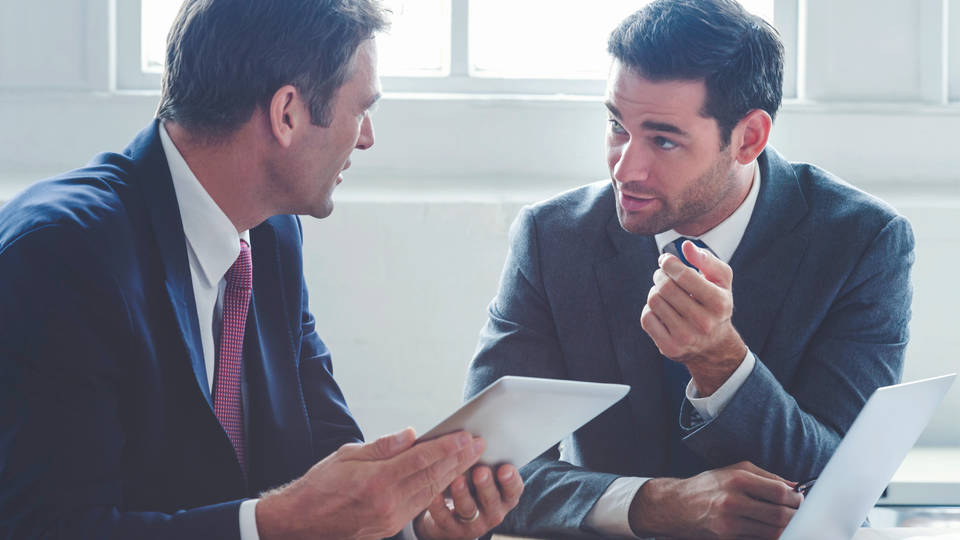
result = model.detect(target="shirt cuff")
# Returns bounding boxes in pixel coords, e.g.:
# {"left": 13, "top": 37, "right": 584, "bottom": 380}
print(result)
{"left": 583, "top": 476, "right": 653, "bottom": 539}
{"left": 686, "top": 348, "right": 756, "bottom": 420}
{"left": 239, "top": 498, "right": 260, "bottom": 540}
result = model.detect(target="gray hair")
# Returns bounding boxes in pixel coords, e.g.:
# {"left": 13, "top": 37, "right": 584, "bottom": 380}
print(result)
{"left": 157, "top": 0, "right": 389, "bottom": 139}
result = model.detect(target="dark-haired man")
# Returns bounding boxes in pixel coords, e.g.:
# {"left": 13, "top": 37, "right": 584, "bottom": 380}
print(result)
{"left": 466, "top": 0, "right": 913, "bottom": 538}
{"left": 0, "top": 1, "right": 520, "bottom": 539}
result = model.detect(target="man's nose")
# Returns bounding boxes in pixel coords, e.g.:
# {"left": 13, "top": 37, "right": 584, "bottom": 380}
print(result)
{"left": 356, "top": 115, "right": 374, "bottom": 150}
{"left": 613, "top": 139, "right": 652, "bottom": 183}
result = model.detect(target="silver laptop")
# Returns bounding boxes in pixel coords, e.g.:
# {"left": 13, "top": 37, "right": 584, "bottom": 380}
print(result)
{"left": 780, "top": 373, "right": 956, "bottom": 540}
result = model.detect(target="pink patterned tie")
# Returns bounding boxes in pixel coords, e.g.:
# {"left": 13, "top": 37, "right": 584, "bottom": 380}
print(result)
{"left": 214, "top": 239, "right": 252, "bottom": 477}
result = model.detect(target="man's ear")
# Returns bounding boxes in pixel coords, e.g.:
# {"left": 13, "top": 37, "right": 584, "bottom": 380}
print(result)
{"left": 268, "top": 84, "right": 302, "bottom": 148}
{"left": 730, "top": 109, "right": 772, "bottom": 165}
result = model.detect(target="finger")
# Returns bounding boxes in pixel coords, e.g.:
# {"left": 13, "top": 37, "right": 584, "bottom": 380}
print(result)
{"left": 387, "top": 431, "right": 473, "bottom": 484}
{"left": 473, "top": 466, "right": 503, "bottom": 516}
{"left": 426, "top": 494, "right": 459, "bottom": 533}
{"left": 734, "top": 496, "right": 797, "bottom": 530}
{"left": 660, "top": 253, "right": 729, "bottom": 311}
{"left": 348, "top": 427, "right": 416, "bottom": 461}
{"left": 734, "top": 461, "right": 792, "bottom": 485}
{"left": 682, "top": 240, "right": 733, "bottom": 289}
{"left": 496, "top": 465, "right": 524, "bottom": 505}
{"left": 399, "top": 437, "right": 485, "bottom": 511}
{"left": 646, "top": 283, "right": 687, "bottom": 335}
{"left": 640, "top": 304, "right": 672, "bottom": 345}
{"left": 651, "top": 270, "right": 704, "bottom": 321}
{"left": 729, "top": 471, "right": 803, "bottom": 517}
{"left": 449, "top": 474, "right": 480, "bottom": 523}
{"left": 737, "top": 473, "right": 803, "bottom": 510}
{"left": 652, "top": 267, "right": 670, "bottom": 288}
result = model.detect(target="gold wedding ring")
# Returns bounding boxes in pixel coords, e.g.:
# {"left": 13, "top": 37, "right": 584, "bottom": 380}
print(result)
{"left": 454, "top": 508, "right": 480, "bottom": 523}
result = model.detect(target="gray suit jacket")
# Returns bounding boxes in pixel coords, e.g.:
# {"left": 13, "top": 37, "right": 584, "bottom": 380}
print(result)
{"left": 465, "top": 147, "right": 914, "bottom": 538}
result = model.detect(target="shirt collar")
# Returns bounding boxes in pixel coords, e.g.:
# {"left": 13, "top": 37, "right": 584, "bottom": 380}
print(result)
{"left": 159, "top": 122, "right": 250, "bottom": 287}
{"left": 654, "top": 161, "right": 761, "bottom": 264}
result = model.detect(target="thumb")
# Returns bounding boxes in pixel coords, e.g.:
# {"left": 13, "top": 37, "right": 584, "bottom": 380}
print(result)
{"left": 683, "top": 241, "right": 731, "bottom": 288}
{"left": 356, "top": 427, "right": 417, "bottom": 461}
{"left": 735, "top": 460, "right": 791, "bottom": 484}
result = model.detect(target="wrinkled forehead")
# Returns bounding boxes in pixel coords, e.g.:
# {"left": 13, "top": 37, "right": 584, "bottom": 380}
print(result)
{"left": 604, "top": 60, "right": 710, "bottom": 122}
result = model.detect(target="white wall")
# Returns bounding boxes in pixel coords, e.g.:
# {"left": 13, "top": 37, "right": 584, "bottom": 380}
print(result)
{"left": 1, "top": 0, "right": 958, "bottom": 446}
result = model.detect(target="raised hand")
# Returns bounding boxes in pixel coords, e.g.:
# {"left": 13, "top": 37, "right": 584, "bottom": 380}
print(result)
{"left": 642, "top": 240, "right": 748, "bottom": 395}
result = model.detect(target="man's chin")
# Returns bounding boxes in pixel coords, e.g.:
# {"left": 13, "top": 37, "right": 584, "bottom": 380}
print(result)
{"left": 311, "top": 204, "right": 334, "bottom": 219}
{"left": 301, "top": 198, "right": 334, "bottom": 220}
{"left": 616, "top": 207, "right": 671, "bottom": 236}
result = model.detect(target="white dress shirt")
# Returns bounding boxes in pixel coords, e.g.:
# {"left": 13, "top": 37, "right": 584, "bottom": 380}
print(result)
{"left": 583, "top": 162, "right": 762, "bottom": 538}
{"left": 160, "top": 124, "right": 421, "bottom": 540}
{"left": 160, "top": 124, "right": 264, "bottom": 539}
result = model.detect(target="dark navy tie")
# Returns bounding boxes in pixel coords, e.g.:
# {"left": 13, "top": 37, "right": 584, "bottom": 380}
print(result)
{"left": 661, "top": 237, "right": 710, "bottom": 477}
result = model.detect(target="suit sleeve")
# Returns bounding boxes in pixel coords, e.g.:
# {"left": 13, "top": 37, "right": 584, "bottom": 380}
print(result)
{"left": 466, "top": 207, "right": 619, "bottom": 539}
{"left": 297, "top": 284, "right": 365, "bottom": 459}
{"left": 680, "top": 215, "right": 915, "bottom": 482}
{"left": 0, "top": 225, "right": 244, "bottom": 539}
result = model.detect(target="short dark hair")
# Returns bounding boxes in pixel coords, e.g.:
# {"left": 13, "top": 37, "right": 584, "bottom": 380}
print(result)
{"left": 157, "top": 0, "right": 389, "bottom": 138}
{"left": 608, "top": 0, "right": 783, "bottom": 145}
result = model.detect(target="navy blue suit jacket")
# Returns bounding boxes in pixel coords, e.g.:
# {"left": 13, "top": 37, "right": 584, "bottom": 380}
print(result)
{"left": 0, "top": 121, "right": 364, "bottom": 538}
{"left": 466, "top": 147, "right": 915, "bottom": 537}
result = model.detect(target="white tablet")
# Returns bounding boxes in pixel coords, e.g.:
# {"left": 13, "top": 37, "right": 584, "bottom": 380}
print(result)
{"left": 417, "top": 376, "right": 630, "bottom": 468}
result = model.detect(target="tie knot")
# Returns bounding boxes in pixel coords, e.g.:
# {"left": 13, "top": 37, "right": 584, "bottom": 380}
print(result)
{"left": 225, "top": 239, "right": 252, "bottom": 290}
{"left": 665, "top": 237, "right": 709, "bottom": 269}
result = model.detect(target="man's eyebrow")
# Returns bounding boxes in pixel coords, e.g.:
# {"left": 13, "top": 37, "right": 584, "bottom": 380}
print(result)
{"left": 604, "top": 102, "right": 621, "bottom": 119}
{"left": 364, "top": 92, "right": 382, "bottom": 112}
{"left": 604, "top": 103, "right": 690, "bottom": 137}
{"left": 641, "top": 121, "right": 689, "bottom": 137}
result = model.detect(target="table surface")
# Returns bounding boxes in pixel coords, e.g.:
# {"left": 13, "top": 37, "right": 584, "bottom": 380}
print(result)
{"left": 494, "top": 529, "right": 960, "bottom": 540}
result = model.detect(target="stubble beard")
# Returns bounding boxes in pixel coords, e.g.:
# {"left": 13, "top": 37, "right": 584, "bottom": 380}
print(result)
{"left": 616, "top": 149, "right": 738, "bottom": 236}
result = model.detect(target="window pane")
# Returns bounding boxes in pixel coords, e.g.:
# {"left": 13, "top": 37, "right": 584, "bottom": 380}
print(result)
{"left": 377, "top": 0, "right": 450, "bottom": 77}
{"left": 140, "top": 0, "right": 450, "bottom": 77}
{"left": 141, "top": 0, "right": 181, "bottom": 73}
{"left": 949, "top": 1, "right": 960, "bottom": 101}
{"left": 470, "top": 0, "right": 775, "bottom": 79}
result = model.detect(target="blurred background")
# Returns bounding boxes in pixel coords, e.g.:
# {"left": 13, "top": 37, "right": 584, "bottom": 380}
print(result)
{"left": 0, "top": 0, "right": 957, "bottom": 456}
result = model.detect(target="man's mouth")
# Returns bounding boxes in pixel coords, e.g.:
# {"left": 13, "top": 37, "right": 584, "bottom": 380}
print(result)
{"left": 336, "top": 160, "right": 352, "bottom": 185}
{"left": 618, "top": 190, "right": 658, "bottom": 212}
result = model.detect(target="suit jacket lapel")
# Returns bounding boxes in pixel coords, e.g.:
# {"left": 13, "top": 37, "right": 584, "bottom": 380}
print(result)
{"left": 244, "top": 221, "right": 312, "bottom": 489}
{"left": 729, "top": 148, "right": 810, "bottom": 356}
{"left": 595, "top": 213, "right": 669, "bottom": 468}
{"left": 129, "top": 120, "right": 212, "bottom": 409}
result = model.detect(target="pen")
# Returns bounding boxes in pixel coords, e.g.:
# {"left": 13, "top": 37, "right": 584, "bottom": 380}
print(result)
{"left": 794, "top": 477, "right": 816, "bottom": 496}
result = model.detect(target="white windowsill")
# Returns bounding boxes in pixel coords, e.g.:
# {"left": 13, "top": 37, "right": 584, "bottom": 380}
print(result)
{"left": 882, "top": 448, "right": 960, "bottom": 506}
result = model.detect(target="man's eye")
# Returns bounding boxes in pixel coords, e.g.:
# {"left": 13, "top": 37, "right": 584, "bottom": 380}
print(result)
{"left": 654, "top": 136, "right": 678, "bottom": 150}
{"left": 607, "top": 118, "right": 626, "bottom": 134}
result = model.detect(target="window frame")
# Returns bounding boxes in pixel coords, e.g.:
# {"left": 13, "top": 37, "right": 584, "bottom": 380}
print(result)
{"left": 116, "top": 0, "right": 155, "bottom": 90}
{"left": 117, "top": 0, "right": 799, "bottom": 97}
